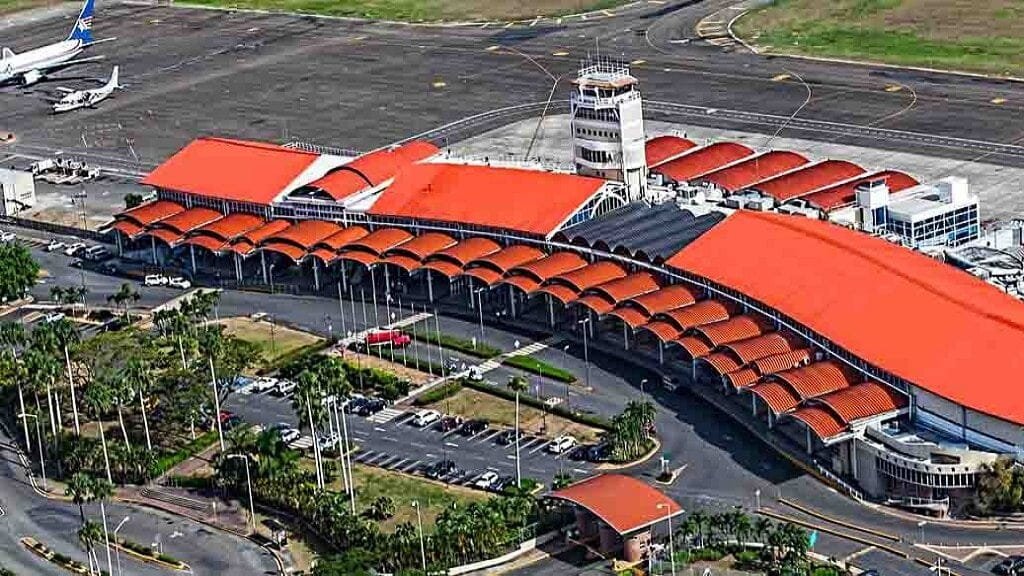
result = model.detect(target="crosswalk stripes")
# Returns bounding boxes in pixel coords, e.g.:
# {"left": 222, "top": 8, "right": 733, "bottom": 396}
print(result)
{"left": 506, "top": 342, "right": 547, "bottom": 357}
{"left": 289, "top": 435, "right": 313, "bottom": 450}
{"left": 475, "top": 359, "right": 502, "bottom": 373}
{"left": 366, "top": 407, "right": 404, "bottom": 424}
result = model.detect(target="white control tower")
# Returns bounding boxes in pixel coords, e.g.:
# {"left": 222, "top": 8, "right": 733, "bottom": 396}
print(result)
{"left": 570, "top": 59, "right": 647, "bottom": 201}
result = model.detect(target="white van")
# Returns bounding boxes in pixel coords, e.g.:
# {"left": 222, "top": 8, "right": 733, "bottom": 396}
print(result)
{"left": 412, "top": 409, "right": 441, "bottom": 427}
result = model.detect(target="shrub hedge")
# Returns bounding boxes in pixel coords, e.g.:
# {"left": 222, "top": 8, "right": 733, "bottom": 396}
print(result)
{"left": 413, "top": 381, "right": 463, "bottom": 406}
{"left": 411, "top": 332, "right": 501, "bottom": 359}
{"left": 501, "top": 356, "right": 575, "bottom": 383}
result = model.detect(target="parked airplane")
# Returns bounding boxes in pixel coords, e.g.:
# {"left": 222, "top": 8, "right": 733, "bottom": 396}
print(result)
{"left": 0, "top": 0, "right": 110, "bottom": 86}
{"left": 51, "top": 65, "right": 121, "bottom": 113}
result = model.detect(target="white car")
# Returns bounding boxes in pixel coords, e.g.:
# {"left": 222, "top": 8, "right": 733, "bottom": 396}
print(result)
{"left": 0, "top": 231, "right": 15, "bottom": 243}
{"left": 275, "top": 379, "right": 297, "bottom": 396}
{"left": 252, "top": 377, "right": 278, "bottom": 393}
{"left": 271, "top": 423, "right": 300, "bottom": 444}
{"left": 167, "top": 277, "right": 192, "bottom": 289}
{"left": 42, "top": 311, "right": 66, "bottom": 324}
{"left": 45, "top": 240, "right": 66, "bottom": 252}
{"left": 144, "top": 274, "right": 168, "bottom": 287}
{"left": 318, "top": 433, "right": 341, "bottom": 452}
{"left": 473, "top": 471, "right": 500, "bottom": 490}
{"left": 412, "top": 409, "right": 441, "bottom": 427}
{"left": 63, "top": 242, "right": 86, "bottom": 256}
{"left": 547, "top": 435, "right": 577, "bottom": 454}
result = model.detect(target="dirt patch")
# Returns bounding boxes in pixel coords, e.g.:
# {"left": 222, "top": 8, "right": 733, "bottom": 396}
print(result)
{"left": 339, "top": 349, "right": 432, "bottom": 387}
{"left": 215, "top": 316, "right": 323, "bottom": 371}
{"left": 427, "top": 387, "right": 602, "bottom": 443}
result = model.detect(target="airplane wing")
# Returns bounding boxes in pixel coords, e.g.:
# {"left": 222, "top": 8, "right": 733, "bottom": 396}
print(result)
{"left": 37, "top": 55, "right": 106, "bottom": 73}
{"left": 54, "top": 87, "right": 76, "bottom": 93}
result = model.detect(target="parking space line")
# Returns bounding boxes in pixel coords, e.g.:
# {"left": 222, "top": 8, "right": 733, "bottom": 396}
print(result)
{"left": 377, "top": 455, "right": 401, "bottom": 468}
{"left": 399, "top": 460, "right": 421, "bottom": 473}
{"left": 444, "top": 441, "right": 459, "bottom": 448}
{"left": 368, "top": 453, "right": 391, "bottom": 465}
{"left": 478, "top": 429, "right": 502, "bottom": 443}
{"left": 528, "top": 441, "right": 550, "bottom": 455}
{"left": 517, "top": 437, "right": 540, "bottom": 451}
{"left": 354, "top": 450, "right": 375, "bottom": 462}
{"left": 389, "top": 458, "right": 410, "bottom": 470}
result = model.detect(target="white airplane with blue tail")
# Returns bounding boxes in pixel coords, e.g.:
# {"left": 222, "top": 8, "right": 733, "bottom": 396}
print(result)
{"left": 0, "top": 0, "right": 112, "bottom": 86}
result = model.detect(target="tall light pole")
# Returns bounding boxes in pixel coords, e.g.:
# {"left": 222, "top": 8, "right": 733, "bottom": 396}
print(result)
{"left": 19, "top": 412, "right": 46, "bottom": 491}
{"left": 640, "top": 378, "right": 648, "bottom": 400}
{"left": 412, "top": 500, "right": 427, "bottom": 573}
{"left": 113, "top": 516, "right": 130, "bottom": 576}
{"left": 268, "top": 262, "right": 276, "bottom": 294}
{"left": 473, "top": 287, "right": 486, "bottom": 345}
{"left": 657, "top": 503, "right": 676, "bottom": 576}
{"left": 577, "top": 318, "right": 591, "bottom": 391}
{"left": 228, "top": 454, "right": 256, "bottom": 534}
{"left": 209, "top": 358, "right": 225, "bottom": 452}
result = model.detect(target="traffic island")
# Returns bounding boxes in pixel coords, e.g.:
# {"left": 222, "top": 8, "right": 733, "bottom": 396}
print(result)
{"left": 20, "top": 536, "right": 96, "bottom": 575}
{"left": 114, "top": 537, "right": 191, "bottom": 572}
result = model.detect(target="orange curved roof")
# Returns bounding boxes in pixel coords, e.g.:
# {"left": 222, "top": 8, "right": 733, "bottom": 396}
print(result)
{"left": 803, "top": 170, "right": 919, "bottom": 212}
{"left": 426, "top": 237, "right": 502, "bottom": 268}
{"left": 725, "top": 368, "right": 760, "bottom": 390}
{"left": 313, "top": 227, "right": 369, "bottom": 252}
{"left": 308, "top": 141, "right": 438, "bottom": 201}
{"left": 538, "top": 284, "right": 580, "bottom": 305}
{"left": 384, "top": 232, "right": 455, "bottom": 261}
{"left": 239, "top": 219, "right": 292, "bottom": 245}
{"left": 549, "top": 474, "right": 682, "bottom": 535}
{"left": 423, "top": 260, "right": 464, "bottom": 278}
{"left": 381, "top": 254, "right": 420, "bottom": 272}
{"left": 182, "top": 234, "right": 229, "bottom": 253}
{"left": 144, "top": 228, "right": 184, "bottom": 246}
{"left": 639, "top": 319, "right": 684, "bottom": 342}
{"left": 750, "top": 160, "right": 865, "bottom": 202}
{"left": 752, "top": 349, "right": 812, "bottom": 379}
{"left": 192, "top": 212, "right": 264, "bottom": 242}
{"left": 574, "top": 272, "right": 661, "bottom": 314}
{"left": 674, "top": 335, "right": 713, "bottom": 359}
{"left": 463, "top": 267, "right": 504, "bottom": 286}
{"left": 645, "top": 135, "right": 697, "bottom": 167}
{"left": 654, "top": 142, "right": 754, "bottom": 182}
{"left": 694, "top": 315, "right": 771, "bottom": 348}
{"left": 610, "top": 285, "right": 700, "bottom": 326}
{"left": 309, "top": 247, "right": 339, "bottom": 264}
{"left": 261, "top": 241, "right": 307, "bottom": 262}
{"left": 703, "top": 352, "right": 742, "bottom": 376}
{"left": 345, "top": 227, "right": 413, "bottom": 256}
{"left": 749, "top": 380, "right": 802, "bottom": 414}
{"left": 142, "top": 137, "right": 318, "bottom": 205}
{"left": 723, "top": 332, "right": 802, "bottom": 365}
{"left": 151, "top": 207, "right": 223, "bottom": 236}
{"left": 111, "top": 220, "right": 145, "bottom": 238}
{"left": 117, "top": 200, "right": 184, "bottom": 227}
{"left": 657, "top": 299, "right": 737, "bottom": 332}
{"left": 545, "top": 261, "right": 626, "bottom": 294}
{"left": 467, "top": 245, "right": 545, "bottom": 275}
{"left": 266, "top": 220, "right": 342, "bottom": 250}
{"left": 504, "top": 275, "right": 542, "bottom": 294}
{"left": 337, "top": 250, "right": 380, "bottom": 267}
{"left": 698, "top": 151, "right": 809, "bottom": 192}
{"left": 668, "top": 210, "right": 1024, "bottom": 425}
{"left": 816, "top": 381, "right": 907, "bottom": 424}
{"left": 790, "top": 405, "right": 848, "bottom": 440}
{"left": 369, "top": 163, "right": 607, "bottom": 236}
{"left": 772, "top": 360, "right": 859, "bottom": 401}
{"left": 575, "top": 294, "right": 619, "bottom": 315}
{"left": 508, "top": 252, "right": 588, "bottom": 285}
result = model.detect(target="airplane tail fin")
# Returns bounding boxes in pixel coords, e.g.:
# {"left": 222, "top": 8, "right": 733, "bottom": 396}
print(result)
{"left": 67, "top": 0, "right": 95, "bottom": 45}
{"left": 1, "top": 47, "right": 14, "bottom": 60}
{"left": 108, "top": 65, "right": 120, "bottom": 89}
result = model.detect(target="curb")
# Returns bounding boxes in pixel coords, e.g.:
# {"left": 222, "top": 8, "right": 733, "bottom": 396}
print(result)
{"left": 597, "top": 437, "right": 662, "bottom": 471}
{"left": 778, "top": 497, "right": 899, "bottom": 542}
{"left": 757, "top": 508, "right": 910, "bottom": 560}
{"left": 112, "top": 540, "right": 191, "bottom": 572}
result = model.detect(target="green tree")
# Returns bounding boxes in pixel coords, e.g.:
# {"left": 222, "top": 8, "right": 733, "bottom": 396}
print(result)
{"left": 106, "top": 282, "right": 139, "bottom": 322}
{"left": 974, "top": 459, "right": 1024, "bottom": 514}
{"left": 81, "top": 381, "right": 114, "bottom": 483}
{"left": 364, "top": 496, "right": 396, "bottom": 521}
{"left": 78, "top": 519, "right": 104, "bottom": 575}
{"left": 0, "top": 243, "right": 38, "bottom": 303}
{"left": 123, "top": 192, "right": 144, "bottom": 209}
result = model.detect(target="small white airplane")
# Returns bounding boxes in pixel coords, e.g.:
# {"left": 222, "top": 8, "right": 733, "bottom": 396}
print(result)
{"left": 51, "top": 65, "right": 122, "bottom": 113}
{"left": 0, "top": 0, "right": 111, "bottom": 86}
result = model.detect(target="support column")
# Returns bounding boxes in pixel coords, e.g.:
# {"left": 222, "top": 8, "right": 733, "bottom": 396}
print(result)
{"left": 547, "top": 294, "right": 555, "bottom": 327}
{"left": 806, "top": 426, "right": 813, "bottom": 455}
{"left": 622, "top": 323, "right": 629, "bottom": 351}
{"left": 234, "top": 253, "right": 242, "bottom": 282}
{"left": 190, "top": 244, "right": 197, "bottom": 274}
{"left": 509, "top": 284, "right": 516, "bottom": 318}
{"left": 658, "top": 341, "right": 663, "bottom": 365}
{"left": 767, "top": 410, "right": 774, "bottom": 429}
{"left": 341, "top": 261, "right": 349, "bottom": 292}
{"left": 850, "top": 441, "right": 858, "bottom": 479}
{"left": 151, "top": 236, "right": 158, "bottom": 265}
{"left": 313, "top": 258, "right": 321, "bottom": 291}
{"left": 751, "top": 393, "right": 757, "bottom": 416}
{"left": 261, "top": 251, "right": 268, "bottom": 283}
{"left": 427, "top": 270, "right": 434, "bottom": 302}
{"left": 115, "top": 232, "right": 123, "bottom": 256}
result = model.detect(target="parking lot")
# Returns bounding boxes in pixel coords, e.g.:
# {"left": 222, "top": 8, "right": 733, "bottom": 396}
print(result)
{"left": 224, "top": 382, "right": 599, "bottom": 494}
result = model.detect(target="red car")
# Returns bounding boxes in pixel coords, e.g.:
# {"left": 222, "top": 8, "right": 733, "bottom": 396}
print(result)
{"left": 364, "top": 330, "right": 411, "bottom": 348}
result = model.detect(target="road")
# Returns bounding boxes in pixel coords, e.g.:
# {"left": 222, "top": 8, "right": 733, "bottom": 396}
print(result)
{"left": 0, "top": 429, "right": 279, "bottom": 576}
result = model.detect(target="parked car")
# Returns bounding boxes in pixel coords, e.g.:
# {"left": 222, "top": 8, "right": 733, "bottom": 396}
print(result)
{"left": 45, "top": 239, "right": 66, "bottom": 252}
{"left": 495, "top": 429, "right": 521, "bottom": 446}
{"left": 412, "top": 409, "right": 441, "bottom": 427}
{"left": 217, "top": 410, "right": 235, "bottom": 424}
{"left": 168, "top": 276, "right": 192, "bottom": 289}
{"left": 0, "top": 231, "right": 15, "bottom": 243}
{"left": 318, "top": 433, "right": 341, "bottom": 453}
{"left": 231, "top": 376, "right": 256, "bottom": 394}
{"left": 424, "top": 460, "right": 460, "bottom": 480}
{"left": 270, "top": 423, "right": 300, "bottom": 444}
{"left": 251, "top": 377, "right": 278, "bottom": 393}
{"left": 459, "top": 419, "right": 489, "bottom": 436}
{"left": 144, "top": 274, "right": 168, "bottom": 287}
{"left": 274, "top": 379, "right": 297, "bottom": 396}
{"left": 437, "top": 416, "right": 463, "bottom": 433}
{"left": 994, "top": 557, "right": 1024, "bottom": 575}
{"left": 41, "top": 311, "right": 66, "bottom": 324}
{"left": 82, "top": 245, "right": 110, "bottom": 261}
{"left": 63, "top": 242, "right": 86, "bottom": 256}
{"left": 547, "top": 435, "right": 577, "bottom": 454}
{"left": 473, "top": 471, "right": 500, "bottom": 490}
{"left": 344, "top": 395, "right": 369, "bottom": 414}
{"left": 357, "top": 398, "right": 387, "bottom": 416}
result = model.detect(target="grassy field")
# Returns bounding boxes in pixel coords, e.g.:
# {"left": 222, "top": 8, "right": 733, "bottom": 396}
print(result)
{"left": 216, "top": 316, "right": 323, "bottom": 371}
{"left": 179, "top": 0, "right": 628, "bottom": 21}
{"left": 0, "top": 0, "right": 53, "bottom": 14}
{"left": 322, "top": 462, "right": 489, "bottom": 531}
{"left": 427, "top": 387, "right": 602, "bottom": 443}
{"left": 735, "top": 0, "right": 1024, "bottom": 76}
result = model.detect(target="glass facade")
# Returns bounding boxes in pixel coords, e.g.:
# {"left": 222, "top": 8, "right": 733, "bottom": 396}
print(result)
{"left": 887, "top": 204, "right": 979, "bottom": 247}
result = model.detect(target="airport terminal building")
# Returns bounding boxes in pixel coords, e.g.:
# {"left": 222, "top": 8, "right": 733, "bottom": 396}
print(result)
{"left": 109, "top": 64, "right": 1023, "bottom": 516}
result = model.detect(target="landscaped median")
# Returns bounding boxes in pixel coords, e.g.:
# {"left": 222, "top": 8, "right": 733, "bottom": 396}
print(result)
{"left": 410, "top": 331, "right": 501, "bottom": 359}
{"left": 501, "top": 355, "right": 576, "bottom": 383}
{"left": 114, "top": 537, "right": 190, "bottom": 571}
{"left": 21, "top": 536, "right": 103, "bottom": 575}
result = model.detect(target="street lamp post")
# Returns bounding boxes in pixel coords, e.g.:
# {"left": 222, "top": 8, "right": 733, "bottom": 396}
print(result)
{"left": 577, "top": 318, "right": 591, "bottom": 390}
{"left": 412, "top": 500, "right": 427, "bottom": 573}
{"left": 754, "top": 488, "right": 761, "bottom": 510}
{"left": 268, "top": 263, "right": 276, "bottom": 293}
{"left": 657, "top": 503, "right": 676, "bottom": 576}
{"left": 113, "top": 516, "right": 130, "bottom": 576}
{"left": 640, "top": 378, "right": 648, "bottom": 400}
{"left": 228, "top": 454, "right": 256, "bottom": 534}
{"left": 917, "top": 520, "right": 926, "bottom": 544}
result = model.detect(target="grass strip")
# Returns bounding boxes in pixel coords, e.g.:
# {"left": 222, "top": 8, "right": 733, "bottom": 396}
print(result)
{"left": 461, "top": 378, "right": 611, "bottom": 431}
{"left": 501, "top": 356, "right": 575, "bottom": 383}
{"left": 154, "top": 430, "right": 219, "bottom": 475}
{"left": 410, "top": 331, "right": 501, "bottom": 359}
{"left": 413, "top": 381, "right": 463, "bottom": 406}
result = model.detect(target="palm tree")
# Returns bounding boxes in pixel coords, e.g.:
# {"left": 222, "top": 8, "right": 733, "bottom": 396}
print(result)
{"left": 78, "top": 520, "right": 104, "bottom": 575}
{"left": 123, "top": 357, "right": 153, "bottom": 451}
{"left": 66, "top": 472, "right": 96, "bottom": 524}
{"left": 293, "top": 369, "right": 326, "bottom": 489}
{"left": 753, "top": 516, "right": 772, "bottom": 546}
{"left": 0, "top": 322, "right": 30, "bottom": 449}
{"left": 732, "top": 510, "right": 752, "bottom": 546}
{"left": 106, "top": 283, "right": 139, "bottom": 322}
{"left": 689, "top": 510, "right": 709, "bottom": 549}
{"left": 82, "top": 381, "right": 114, "bottom": 483}
{"left": 508, "top": 375, "right": 528, "bottom": 489}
